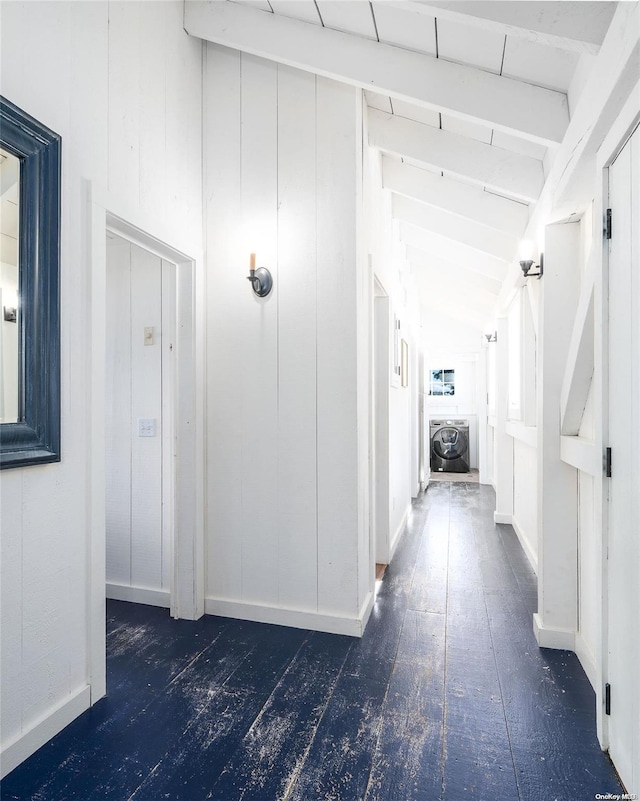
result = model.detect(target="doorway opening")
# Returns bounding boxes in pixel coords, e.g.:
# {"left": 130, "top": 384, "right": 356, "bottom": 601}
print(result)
{"left": 88, "top": 196, "right": 203, "bottom": 705}
{"left": 105, "top": 233, "right": 176, "bottom": 611}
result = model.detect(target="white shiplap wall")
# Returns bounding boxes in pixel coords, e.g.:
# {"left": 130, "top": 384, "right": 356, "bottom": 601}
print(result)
{"left": 0, "top": 0, "right": 202, "bottom": 776}
{"left": 203, "top": 45, "right": 371, "bottom": 635}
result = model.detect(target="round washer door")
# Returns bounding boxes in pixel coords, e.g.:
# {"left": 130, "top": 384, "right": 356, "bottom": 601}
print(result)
{"left": 432, "top": 427, "right": 469, "bottom": 460}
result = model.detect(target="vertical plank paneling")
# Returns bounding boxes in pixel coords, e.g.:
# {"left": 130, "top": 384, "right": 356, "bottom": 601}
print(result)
{"left": 138, "top": 2, "right": 167, "bottom": 221}
{"left": 0, "top": 471, "right": 23, "bottom": 745}
{"left": 276, "top": 65, "right": 318, "bottom": 611}
{"left": 316, "top": 78, "right": 359, "bottom": 617}
{"left": 164, "top": 1, "right": 203, "bottom": 249}
{"left": 204, "top": 44, "right": 244, "bottom": 600}
{"left": 106, "top": 241, "right": 132, "bottom": 586}
{"left": 107, "top": 1, "right": 140, "bottom": 207}
{"left": 130, "top": 244, "right": 163, "bottom": 590}
{"left": 240, "top": 54, "right": 279, "bottom": 606}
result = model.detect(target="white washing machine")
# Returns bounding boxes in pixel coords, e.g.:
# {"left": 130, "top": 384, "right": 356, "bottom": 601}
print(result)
{"left": 430, "top": 419, "right": 470, "bottom": 473}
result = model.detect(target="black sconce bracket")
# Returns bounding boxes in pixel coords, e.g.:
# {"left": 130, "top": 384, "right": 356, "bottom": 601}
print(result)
{"left": 247, "top": 267, "right": 273, "bottom": 297}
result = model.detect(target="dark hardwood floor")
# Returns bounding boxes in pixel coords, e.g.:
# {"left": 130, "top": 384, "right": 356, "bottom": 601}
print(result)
{"left": 2, "top": 483, "right": 624, "bottom": 800}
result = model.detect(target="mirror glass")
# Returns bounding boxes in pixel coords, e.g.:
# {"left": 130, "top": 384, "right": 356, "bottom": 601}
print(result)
{"left": 0, "top": 147, "right": 20, "bottom": 423}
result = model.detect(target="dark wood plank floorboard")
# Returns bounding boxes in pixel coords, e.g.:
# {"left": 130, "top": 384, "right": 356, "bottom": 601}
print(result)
{"left": 1, "top": 484, "right": 624, "bottom": 801}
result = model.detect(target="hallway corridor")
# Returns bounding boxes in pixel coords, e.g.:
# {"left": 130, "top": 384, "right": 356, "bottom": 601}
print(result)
{"left": 2, "top": 484, "right": 623, "bottom": 801}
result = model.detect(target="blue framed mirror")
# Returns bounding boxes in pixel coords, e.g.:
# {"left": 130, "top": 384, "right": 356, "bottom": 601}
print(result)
{"left": 0, "top": 97, "right": 61, "bottom": 468}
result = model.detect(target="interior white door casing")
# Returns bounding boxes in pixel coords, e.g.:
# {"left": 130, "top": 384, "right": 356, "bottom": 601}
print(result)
{"left": 605, "top": 122, "right": 640, "bottom": 794}
{"left": 88, "top": 189, "right": 204, "bottom": 705}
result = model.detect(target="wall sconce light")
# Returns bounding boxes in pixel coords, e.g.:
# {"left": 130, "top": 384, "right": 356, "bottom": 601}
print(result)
{"left": 519, "top": 241, "right": 543, "bottom": 279}
{"left": 485, "top": 331, "right": 497, "bottom": 343}
{"left": 246, "top": 253, "right": 273, "bottom": 297}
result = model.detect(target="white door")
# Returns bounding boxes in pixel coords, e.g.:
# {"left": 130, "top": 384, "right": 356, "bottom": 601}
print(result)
{"left": 607, "top": 122, "right": 640, "bottom": 792}
{"left": 105, "top": 235, "right": 175, "bottom": 607}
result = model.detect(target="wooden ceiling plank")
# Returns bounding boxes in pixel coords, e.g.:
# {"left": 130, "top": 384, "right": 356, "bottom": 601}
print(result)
{"left": 383, "top": 1, "right": 616, "bottom": 55}
{"left": 185, "top": 0, "right": 569, "bottom": 145}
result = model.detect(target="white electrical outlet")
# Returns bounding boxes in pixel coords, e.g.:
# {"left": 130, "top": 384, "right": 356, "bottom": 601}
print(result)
{"left": 138, "top": 418, "right": 156, "bottom": 437}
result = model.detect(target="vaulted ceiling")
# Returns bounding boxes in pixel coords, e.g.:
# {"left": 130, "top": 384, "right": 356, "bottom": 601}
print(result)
{"left": 186, "top": 0, "right": 617, "bottom": 334}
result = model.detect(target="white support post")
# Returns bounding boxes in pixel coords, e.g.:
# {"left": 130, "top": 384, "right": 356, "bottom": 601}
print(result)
{"left": 493, "top": 316, "right": 513, "bottom": 523}
{"left": 534, "top": 222, "right": 581, "bottom": 650}
{"left": 478, "top": 341, "right": 489, "bottom": 485}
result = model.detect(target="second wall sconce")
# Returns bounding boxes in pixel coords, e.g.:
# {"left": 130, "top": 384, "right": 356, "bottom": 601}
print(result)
{"left": 247, "top": 253, "right": 273, "bottom": 297}
{"left": 485, "top": 331, "right": 497, "bottom": 343}
{"left": 519, "top": 241, "right": 544, "bottom": 279}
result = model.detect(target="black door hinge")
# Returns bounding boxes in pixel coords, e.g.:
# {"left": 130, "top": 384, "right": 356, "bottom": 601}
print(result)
{"left": 605, "top": 208, "right": 612, "bottom": 239}
{"left": 605, "top": 447, "right": 612, "bottom": 478}
{"left": 605, "top": 683, "right": 611, "bottom": 715}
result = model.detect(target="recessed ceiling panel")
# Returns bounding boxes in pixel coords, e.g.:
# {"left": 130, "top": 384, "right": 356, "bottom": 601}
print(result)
{"left": 502, "top": 37, "right": 579, "bottom": 93}
{"left": 270, "top": 1, "right": 321, "bottom": 25}
{"left": 441, "top": 114, "right": 492, "bottom": 144}
{"left": 371, "top": 2, "right": 437, "bottom": 55}
{"left": 392, "top": 99, "right": 440, "bottom": 129}
{"left": 316, "top": 1, "right": 377, "bottom": 39}
{"left": 364, "top": 90, "right": 393, "bottom": 113}
{"left": 436, "top": 17, "right": 505, "bottom": 74}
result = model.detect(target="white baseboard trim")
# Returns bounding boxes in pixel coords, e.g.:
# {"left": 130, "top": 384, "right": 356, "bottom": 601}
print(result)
{"left": 575, "top": 631, "right": 597, "bottom": 690}
{"left": 1, "top": 685, "right": 90, "bottom": 779}
{"left": 533, "top": 613, "right": 576, "bottom": 650}
{"left": 204, "top": 595, "right": 371, "bottom": 638}
{"left": 493, "top": 511, "right": 512, "bottom": 525}
{"left": 106, "top": 583, "right": 170, "bottom": 609}
{"left": 389, "top": 506, "right": 409, "bottom": 562}
{"left": 511, "top": 516, "right": 538, "bottom": 575}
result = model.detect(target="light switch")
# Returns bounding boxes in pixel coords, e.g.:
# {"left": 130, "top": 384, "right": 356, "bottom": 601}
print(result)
{"left": 138, "top": 418, "right": 156, "bottom": 437}
{"left": 144, "top": 327, "right": 154, "bottom": 346}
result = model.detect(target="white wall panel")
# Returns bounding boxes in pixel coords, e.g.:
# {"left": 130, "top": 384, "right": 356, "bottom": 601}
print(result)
{"left": 316, "top": 77, "right": 360, "bottom": 617}
{"left": 276, "top": 66, "right": 319, "bottom": 612}
{"left": 105, "top": 241, "right": 132, "bottom": 586}
{"left": 0, "top": 0, "right": 203, "bottom": 773}
{"left": 129, "top": 246, "right": 163, "bottom": 591}
{"left": 239, "top": 55, "right": 280, "bottom": 607}
{"left": 204, "top": 45, "right": 243, "bottom": 601}
{"left": 512, "top": 438, "right": 538, "bottom": 569}
{"left": 578, "top": 472, "right": 597, "bottom": 668}
{"left": 0, "top": 471, "right": 23, "bottom": 746}
{"left": 204, "top": 50, "right": 365, "bottom": 627}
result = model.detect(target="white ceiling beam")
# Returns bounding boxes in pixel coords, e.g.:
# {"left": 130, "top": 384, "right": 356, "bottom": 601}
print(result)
{"left": 383, "top": 157, "right": 529, "bottom": 238}
{"left": 400, "top": 222, "right": 508, "bottom": 282}
{"left": 384, "top": 2, "right": 615, "bottom": 55}
{"left": 369, "top": 109, "right": 544, "bottom": 203}
{"left": 392, "top": 194, "right": 517, "bottom": 262}
{"left": 185, "top": 0, "right": 569, "bottom": 146}
{"left": 405, "top": 246, "right": 502, "bottom": 297}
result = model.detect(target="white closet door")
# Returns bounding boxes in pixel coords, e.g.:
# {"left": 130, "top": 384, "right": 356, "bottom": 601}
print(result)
{"left": 607, "top": 123, "right": 640, "bottom": 793}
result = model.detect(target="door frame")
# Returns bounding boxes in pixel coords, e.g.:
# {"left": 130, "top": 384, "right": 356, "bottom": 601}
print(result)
{"left": 595, "top": 87, "right": 640, "bottom": 750}
{"left": 372, "top": 276, "right": 390, "bottom": 565}
{"left": 87, "top": 182, "right": 204, "bottom": 703}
